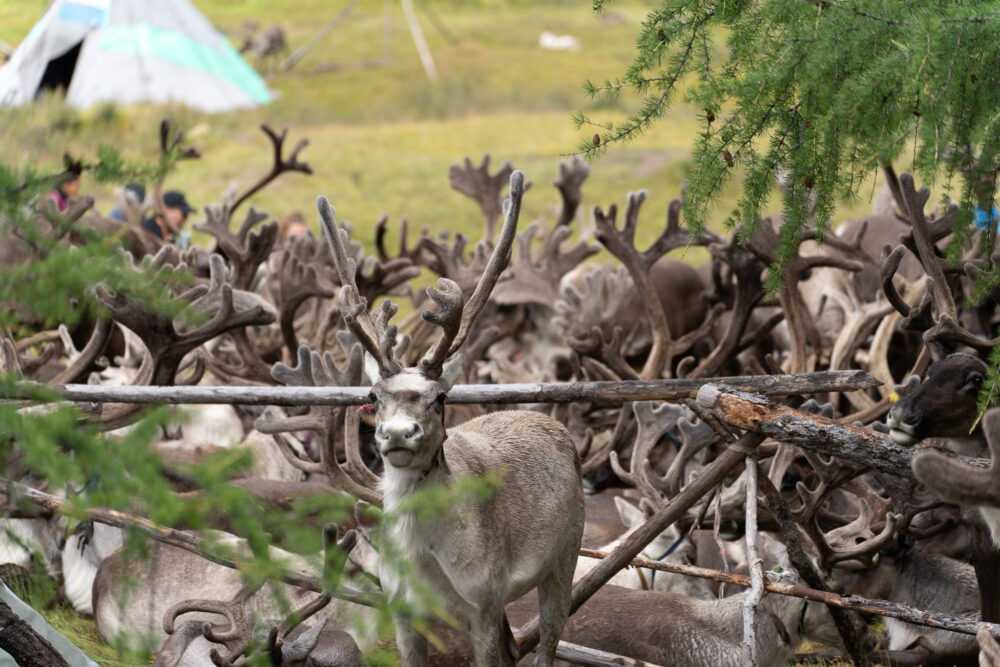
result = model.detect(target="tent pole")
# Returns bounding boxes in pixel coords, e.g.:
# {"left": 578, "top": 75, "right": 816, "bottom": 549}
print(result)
{"left": 415, "top": 0, "right": 456, "bottom": 45}
{"left": 399, "top": 0, "right": 437, "bottom": 81}
{"left": 280, "top": 0, "right": 362, "bottom": 72}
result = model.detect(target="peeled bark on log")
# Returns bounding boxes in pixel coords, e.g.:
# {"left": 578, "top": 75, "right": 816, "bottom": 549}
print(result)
{"left": 695, "top": 384, "right": 989, "bottom": 479}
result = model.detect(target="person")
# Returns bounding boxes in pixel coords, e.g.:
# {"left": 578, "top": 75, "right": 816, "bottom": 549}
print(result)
{"left": 108, "top": 183, "right": 146, "bottom": 223}
{"left": 45, "top": 171, "right": 80, "bottom": 213}
{"left": 268, "top": 211, "right": 310, "bottom": 278}
{"left": 142, "top": 190, "right": 195, "bottom": 246}
{"left": 278, "top": 211, "right": 309, "bottom": 243}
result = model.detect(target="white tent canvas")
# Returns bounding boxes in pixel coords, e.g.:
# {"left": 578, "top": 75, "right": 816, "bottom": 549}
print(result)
{"left": 0, "top": 0, "right": 271, "bottom": 112}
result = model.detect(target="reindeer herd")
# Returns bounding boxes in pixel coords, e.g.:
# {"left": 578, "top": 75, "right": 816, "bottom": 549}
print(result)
{"left": 4, "top": 122, "right": 1000, "bottom": 666}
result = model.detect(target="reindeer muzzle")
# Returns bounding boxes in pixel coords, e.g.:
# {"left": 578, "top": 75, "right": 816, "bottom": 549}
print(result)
{"left": 376, "top": 419, "right": 425, "bottom": 467}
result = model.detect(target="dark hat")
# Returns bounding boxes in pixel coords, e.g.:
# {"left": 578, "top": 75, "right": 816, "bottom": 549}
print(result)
{"left": 163, "top": 190, "right": 195, "bottom": 215}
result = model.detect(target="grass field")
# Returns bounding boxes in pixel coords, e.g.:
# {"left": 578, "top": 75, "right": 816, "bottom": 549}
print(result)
{"left": 0, "top": 0, "right": 881, "bottom": 259}
{"left": 0, "top": 2, "right": 885, "bottom": 663}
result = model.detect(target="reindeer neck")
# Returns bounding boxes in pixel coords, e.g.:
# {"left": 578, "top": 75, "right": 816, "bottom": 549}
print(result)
{"left": 379, "top": 446, "right": 450, "bottom": 510}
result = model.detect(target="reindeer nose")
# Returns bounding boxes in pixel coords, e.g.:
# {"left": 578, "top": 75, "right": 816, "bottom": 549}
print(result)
{"left": 376, "top": 420, "right": 423, "bottom": 444}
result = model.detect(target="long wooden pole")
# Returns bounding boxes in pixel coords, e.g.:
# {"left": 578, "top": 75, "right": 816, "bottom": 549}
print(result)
{"left": 577, "top": 548, "right": 1000, "bottom": 639}
{"left": 12, "top": 371, "right": 879, "bottom": 406}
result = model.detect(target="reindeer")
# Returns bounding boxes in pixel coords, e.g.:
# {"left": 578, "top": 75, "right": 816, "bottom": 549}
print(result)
{"left": 912, "top": 407, "right": 1000, "bottom": 623}
{"left": 886, "top": 353, "right": 988, "bottom": 456}
{"left": 505, "top": 573, "right": 844, "bottom": 667}
{"left": 240, "top": 24, "right": 288, "bottom": 71}
{"left": 834, "top": 540, "right": 980, "bottom": 664}
{"left": 317, "top": 170, "right": 585, "bottom": 667}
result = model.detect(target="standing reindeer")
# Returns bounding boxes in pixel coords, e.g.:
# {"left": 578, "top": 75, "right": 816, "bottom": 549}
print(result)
{"left": 317, "top": 170, "right": 585, "bottom": 667}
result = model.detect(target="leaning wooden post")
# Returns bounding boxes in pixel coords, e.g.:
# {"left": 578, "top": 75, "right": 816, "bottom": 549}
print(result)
{"left": 516, "top": 431, "right": 764, "bottom": 657}
{"left": 694, "top": 384, "right": 990, "bottom": 478}
{"left": 741, "top": 450, "right": 764, "bottom": 666}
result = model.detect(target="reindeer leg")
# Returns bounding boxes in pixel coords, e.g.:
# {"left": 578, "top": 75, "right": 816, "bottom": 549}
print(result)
{"left": 394, "top": 614, "right": 429, "bottom": 667}
{"left": 971, "top": 515, "right": 1000, "bottom": 623}
{"left": 533, "top": 542, "right": 577, "bottom": 667}
{"left": 470, "top": 605, "right": 504, "bottom": 667}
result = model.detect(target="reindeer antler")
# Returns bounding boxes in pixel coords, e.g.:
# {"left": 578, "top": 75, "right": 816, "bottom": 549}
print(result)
{"left": 162, "top": 581, "right": 262, "bottom": 667}
{"left": 375, "top": 215, "right": 431, "bottom": 265}
{"left": 445, "top": 170, "right": 524, "bottom": 359}
{"left": 258, "top": 335, "right": 381, "bottom": 504}
{"left": 418, "top": 280, "right": 464, "bottom": 377}
{"left": 317, "top": 198, "right": 402, "bottom": 377}
{"left": 552, "top": 156, "right": 590, "bottom": 228}
{"left": 194, "top": 206, "right": 277, "bottom": 290}
{"left": 229, "top": 125, "right": 312, "bottom": 215}
{"left": 449, "top": 154, "right": 524, "bottom": 240}
{"left": 491, "top": 222, "right": 598, "bottom": 309}
{"left": 609, "top": 401, "right": 686, "bottom": 508}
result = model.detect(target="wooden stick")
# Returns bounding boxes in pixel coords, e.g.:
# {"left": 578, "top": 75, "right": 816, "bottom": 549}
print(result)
{"left": 741, "top": 451, "right": 763, "bottom": 666}
{"left": 757, "top": 470, "right": 870, "bottom": 666}
{"left": 695, "top": 384, "right": 990, "bottom": 478}
{"left": 14, "top": 371, "right": 880, "bottom": 406}
{"left": 577, "top": 549, "right": 1000, "bottom": 639}
{"left": 554, "top": 641, "right": 665, "bottom": 667}
{"left": 516, "top": 433, "right": 763, "bottom": 656}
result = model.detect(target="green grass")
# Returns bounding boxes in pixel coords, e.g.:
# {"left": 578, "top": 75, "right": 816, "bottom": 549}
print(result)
{"left": 0, "top": 0, "right": 881, "bottom": 259}
{"left": 0, "top": 2, "right": 889, "bottom": 663}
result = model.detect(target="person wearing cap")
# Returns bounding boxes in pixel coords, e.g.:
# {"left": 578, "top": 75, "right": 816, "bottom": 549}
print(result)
{"left": 141, "top": 190, "right": 195, "bottom": 246}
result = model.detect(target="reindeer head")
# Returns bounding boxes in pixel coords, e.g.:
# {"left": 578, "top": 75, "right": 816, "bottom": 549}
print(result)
{"left": 317, "top": 171, "right": 525, "bottom": 475}
{"left": 364, "top": 356, "right": 463, "bottom": 472}
{"left": 886, "top": 352, "right": 987, "bottom": 447}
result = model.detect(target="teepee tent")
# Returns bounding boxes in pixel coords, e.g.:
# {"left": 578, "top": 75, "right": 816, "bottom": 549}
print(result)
{"left": 0, "top": 0, "right": 271, "bottom": 112}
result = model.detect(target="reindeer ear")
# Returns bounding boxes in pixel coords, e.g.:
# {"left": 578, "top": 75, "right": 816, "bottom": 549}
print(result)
{"left": 440, "top": 354, "right": 464, "bottom": 391}
{"left": 281, "top": 618, "right": 327, "bottom": 663}
{"left": 613, "top": 497, "right": 645, "bottom": 530}
{"left": 364, "top": 352, "right": 381, "bottom": 385}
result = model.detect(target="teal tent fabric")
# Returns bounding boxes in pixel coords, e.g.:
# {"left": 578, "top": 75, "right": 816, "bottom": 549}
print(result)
{"left": 0, "top": 0, "right": 271, "bottom": 112}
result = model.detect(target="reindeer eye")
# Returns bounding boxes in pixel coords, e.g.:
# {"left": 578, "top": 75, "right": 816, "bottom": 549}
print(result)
{"left": 963, "top": 374, "right": 984, "bottom": 393}
{"left": 367, "top": 392, "right": 378, "bottom": 405}
{"left": 434, "top": 393, "right": 447, "bottom": 408}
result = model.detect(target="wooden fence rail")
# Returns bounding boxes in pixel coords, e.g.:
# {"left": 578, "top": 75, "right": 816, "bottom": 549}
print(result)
{"left": 8, "top": 370, "right": 879, "bottom": 406}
